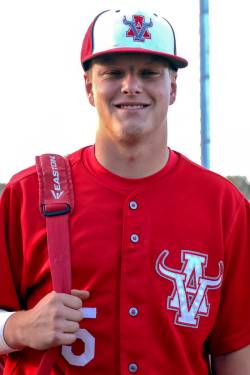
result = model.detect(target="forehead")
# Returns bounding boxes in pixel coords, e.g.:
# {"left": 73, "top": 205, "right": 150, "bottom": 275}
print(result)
{"left": 91, "top": 53, "right": 170, "bottom": 68}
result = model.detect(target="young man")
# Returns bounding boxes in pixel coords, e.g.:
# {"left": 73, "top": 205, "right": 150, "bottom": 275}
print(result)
{"left": 0, "top": 8, "right": 250, "bottom": 374}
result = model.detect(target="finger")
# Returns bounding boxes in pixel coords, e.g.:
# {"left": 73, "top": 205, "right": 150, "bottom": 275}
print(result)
{"left": 71, "top": 289, "right": 90, "bottom": 300}
{"left": 57, "top": 333, "right": 78, "bottom": 346}
{"left": 63, "top": 321, "right": 80, "bottom": 334}
{"left": 62, "top": 294, "right": 83, "bottom": 310}
{"left": 63, "top": 306, "right": 82, "bottom": 322}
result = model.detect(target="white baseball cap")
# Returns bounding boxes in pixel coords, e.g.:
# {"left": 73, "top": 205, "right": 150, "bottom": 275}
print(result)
{"left": 81, "top": 9, "right": 188, "bottom": 71}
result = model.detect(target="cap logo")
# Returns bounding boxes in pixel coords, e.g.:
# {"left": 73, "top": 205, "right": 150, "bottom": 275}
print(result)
{"left": 123, "top": 14, "right": 153, "bottom": 42}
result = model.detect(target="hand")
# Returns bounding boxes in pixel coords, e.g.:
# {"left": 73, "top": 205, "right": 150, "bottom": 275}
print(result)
{"left": 4, "top": 289, "right": 90, "bottom": 351}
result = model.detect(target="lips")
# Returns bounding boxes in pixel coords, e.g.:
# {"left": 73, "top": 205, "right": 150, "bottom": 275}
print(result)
{"left": 114, "top": 103, "right": 150, "bottom": 110}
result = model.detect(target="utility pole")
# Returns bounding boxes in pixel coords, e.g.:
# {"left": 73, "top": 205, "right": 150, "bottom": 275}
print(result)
{"left": 200, "top": 0, "right": 210, "bottom": 168}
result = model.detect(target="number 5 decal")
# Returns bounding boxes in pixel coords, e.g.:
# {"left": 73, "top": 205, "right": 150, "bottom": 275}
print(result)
{"left": 62, "top": 307, "right": 97, "bottom": 366}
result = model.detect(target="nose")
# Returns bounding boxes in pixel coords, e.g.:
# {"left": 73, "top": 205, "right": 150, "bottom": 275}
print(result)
{"left": 121, "top": 72, "right": 142, "bottom": 95}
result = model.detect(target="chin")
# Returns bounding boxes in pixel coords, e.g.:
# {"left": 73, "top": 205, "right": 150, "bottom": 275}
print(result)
{"left": 115, "top": 123, "right": 144, "bottom": 144}
{"left": 120, "top": 134, "right": 141, "bottom": 146}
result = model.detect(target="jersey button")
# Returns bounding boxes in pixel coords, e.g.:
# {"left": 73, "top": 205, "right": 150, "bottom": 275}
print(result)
{"left": 129, "top": 307, "right": 139, "bottom": 317}
{"left": 129, "top": 201, "right": 138, "bottom": 210}
{"left": 128, "top": 362, "right": 138, "bottom": 373}
{"left": 130, "top": 234, "right": 139, "bottom": 243}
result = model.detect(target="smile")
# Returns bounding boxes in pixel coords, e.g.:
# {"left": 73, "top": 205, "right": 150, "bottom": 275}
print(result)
{"left": 115, "top": 104, "right": 150, "bottom": 110}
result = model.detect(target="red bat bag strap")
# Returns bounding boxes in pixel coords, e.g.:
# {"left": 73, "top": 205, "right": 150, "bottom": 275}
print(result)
{"left": 35, "top": 154, "right": 74, "bottom": 375}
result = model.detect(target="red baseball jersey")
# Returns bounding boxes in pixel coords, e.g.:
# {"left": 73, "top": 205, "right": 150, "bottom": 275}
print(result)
{"left": 0, "top": 146, "right": 250, "bottom": 374}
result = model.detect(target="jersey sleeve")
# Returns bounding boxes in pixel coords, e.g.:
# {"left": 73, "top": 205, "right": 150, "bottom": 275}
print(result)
{"left": 208, "top": 197, "right": 250, "bottom": 355}
{"left": 0, "top": 183, "right": 23, "bottom": 311}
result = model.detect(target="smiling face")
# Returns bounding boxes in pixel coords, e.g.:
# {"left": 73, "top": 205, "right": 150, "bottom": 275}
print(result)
{"left": 85, "top": 53, "right": 177, "bottom": 147}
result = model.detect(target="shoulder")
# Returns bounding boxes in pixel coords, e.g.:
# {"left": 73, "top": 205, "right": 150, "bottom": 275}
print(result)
{"left": 175, "top": 151, "right": 246, "bottom": 199}
{"left": 4, "top": 147, "right": 87, "bottom": 195}
{"left": 8, "top": 165, "right": 37, "bottom": 186}
{"left": 172, "top": 151, "right": 250, "bottom": 222}
{"left": 2, "top": 165, "right": 38, "bottom": 202}
{"left": 7, "top": 148, "right": 85, "bottom": 184}
{"left": 67, "top": 148, "right": 85, "bottom": 168}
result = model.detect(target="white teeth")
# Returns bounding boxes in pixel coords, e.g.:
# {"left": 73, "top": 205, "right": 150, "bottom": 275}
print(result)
{"left": 119, "top": 105, "right": 144, "bottom": 109}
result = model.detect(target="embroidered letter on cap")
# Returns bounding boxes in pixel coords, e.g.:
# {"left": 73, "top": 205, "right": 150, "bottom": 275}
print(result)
{"left": 123, "top": 14, "right": 153, "bottom": 42}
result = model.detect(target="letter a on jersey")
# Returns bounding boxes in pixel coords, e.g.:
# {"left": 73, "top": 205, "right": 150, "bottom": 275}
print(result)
{"left": 156, "top": 250, "right": 224, "bottom": 328}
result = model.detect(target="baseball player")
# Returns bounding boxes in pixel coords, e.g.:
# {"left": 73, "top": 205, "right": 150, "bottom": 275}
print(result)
{"left": 0, "top": 8, "right": 250, "bottom": 374}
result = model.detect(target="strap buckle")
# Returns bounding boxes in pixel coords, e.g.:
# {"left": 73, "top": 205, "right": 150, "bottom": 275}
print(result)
{"left": 42, "top": 203, "right": 71, "bottom": 217}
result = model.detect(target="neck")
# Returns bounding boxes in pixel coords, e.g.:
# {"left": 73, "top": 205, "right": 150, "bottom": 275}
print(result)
{"left": 95, "top": 131, "right": 169, "bottom": 179}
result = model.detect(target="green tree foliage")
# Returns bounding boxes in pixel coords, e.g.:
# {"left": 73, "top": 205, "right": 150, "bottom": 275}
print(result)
{"left": 227, "top": 176, "right": 250, "bottom": 200}
{"left": 0, "top": 183, "right": 5, "bottom": 195}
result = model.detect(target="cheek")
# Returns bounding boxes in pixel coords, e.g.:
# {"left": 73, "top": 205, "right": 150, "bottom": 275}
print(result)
{"left": 94, "top": 85, "right": 114, "bottom": 109}
{"left": 88, "top": 86, "right": 104, "bottom": 108}
{"left": 154, "top": 88, "right": 171, "bottom": 122}
{"left": 92, "top": 90, "right": 113, "bottom": 119}
{"left": 149, "top": 80, "right": 171, "bottom": 103}
{"left": 156, "top": 89, "right": 171, "bottom": 108}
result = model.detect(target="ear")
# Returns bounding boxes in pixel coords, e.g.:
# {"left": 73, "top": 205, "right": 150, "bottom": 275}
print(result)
{"left": 169, "top": 71, "right": 177, "bottom": 105}
{"left": 84, "top": 73, "right": 95, "bottom": 107}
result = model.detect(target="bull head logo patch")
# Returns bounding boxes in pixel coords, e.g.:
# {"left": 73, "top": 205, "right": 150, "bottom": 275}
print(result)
{"left": 123, "top": 14, "right": 153, "bottom": 42}
{"left": 156, "top": 250, "right": 223, "bottom": 328}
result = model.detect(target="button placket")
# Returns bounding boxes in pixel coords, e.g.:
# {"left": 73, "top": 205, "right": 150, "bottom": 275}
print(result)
{"left": 121, "top": 196, "right": 146, "bottom": 374}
